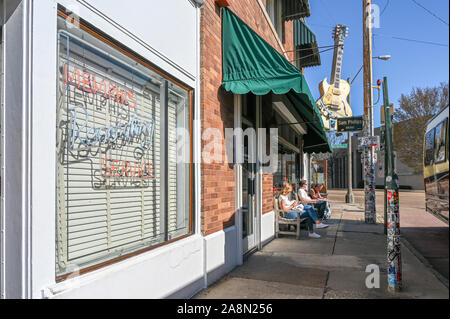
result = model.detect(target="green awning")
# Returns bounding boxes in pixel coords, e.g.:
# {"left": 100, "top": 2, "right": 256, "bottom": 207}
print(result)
{"left": 294, "top": 19, "right": 316, "bottom": 46}
{"left": 222, "top": 7, "right": 306, "bottom": 95}
{"left": 282, "top": 0, "right": 311, "bottom": 21}
{"left": 222, "top": 8, "right": 330, "bottom": 153}
{"left": 294, "top": 19, "right": 321, "bottom": 68}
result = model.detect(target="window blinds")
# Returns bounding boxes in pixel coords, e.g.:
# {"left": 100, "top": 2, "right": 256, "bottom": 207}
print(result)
{"left": 56, "top": 18, "right": 191, "bottom": 277}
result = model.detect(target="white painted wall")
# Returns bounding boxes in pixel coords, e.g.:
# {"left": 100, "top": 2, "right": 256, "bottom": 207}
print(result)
{"left": 204, "top": 226, "right": 238, "bottom": 286}
{"left": 49, "top": 235, "right": 204, "bottom": 299}
{"left": 75, "top": 0, "right": 198, "bottom": 79}
{"left": 1, "top": 0, "right": 205, "bottom": 299}
{"left": 261, "top": 211, "right": 275, "bottom": 246}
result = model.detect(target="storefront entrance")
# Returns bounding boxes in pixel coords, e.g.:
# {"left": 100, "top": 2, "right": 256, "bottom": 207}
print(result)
{"left": 241, "top": 95, "right": 257, "bottom": 254}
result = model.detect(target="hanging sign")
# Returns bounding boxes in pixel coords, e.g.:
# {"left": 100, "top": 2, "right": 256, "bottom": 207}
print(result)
{"left": 337, "top": 116, "right": 364, "bottom": 132}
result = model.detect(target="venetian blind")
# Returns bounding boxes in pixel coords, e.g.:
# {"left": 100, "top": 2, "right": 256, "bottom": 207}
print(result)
{"left": 56, "top": 17, "right": 191, "bottom": 277}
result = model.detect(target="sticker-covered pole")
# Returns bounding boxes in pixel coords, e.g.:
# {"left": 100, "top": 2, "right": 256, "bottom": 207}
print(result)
{"left": 383, "top": 76, "right": 402, "bottom": 292}
{"left": 363, "top": 0, "right": 376, "bottom": 223}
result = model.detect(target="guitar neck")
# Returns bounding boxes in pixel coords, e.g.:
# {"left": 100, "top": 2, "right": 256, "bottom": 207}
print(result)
{"left": 330, "top": 25, "right": 347, "bottom": 90}
{"left": 331, "top": 38, "right": 344, "bottom": 89}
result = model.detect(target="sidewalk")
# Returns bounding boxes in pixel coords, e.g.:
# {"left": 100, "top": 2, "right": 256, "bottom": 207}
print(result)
{"left": 194, "top": 201, "right": 449, "bottom": 299}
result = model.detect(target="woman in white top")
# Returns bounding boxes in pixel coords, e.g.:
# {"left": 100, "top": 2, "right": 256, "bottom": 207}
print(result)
{"left": 278, "top": 183, "right": 328, "bottom": 238}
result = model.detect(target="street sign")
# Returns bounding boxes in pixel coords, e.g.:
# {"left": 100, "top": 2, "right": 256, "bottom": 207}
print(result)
{"left": 337, "top": 116, "right": 364, "bottom": 132}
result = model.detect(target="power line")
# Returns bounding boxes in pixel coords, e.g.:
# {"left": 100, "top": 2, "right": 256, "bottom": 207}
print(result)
{"left": 381, "top": 0, "right": 390, "bottom": 16}
{"left": 285, "top": 44, "right": 343, "bottom": 53}
{"left": 373, "top": 33, "right": 449, "bottom": 47}
{"left": 411, "top": 0, "right": 449, "bottom": 26}
{"left": 289, "top": 46, "right": 336, "bottom": 63}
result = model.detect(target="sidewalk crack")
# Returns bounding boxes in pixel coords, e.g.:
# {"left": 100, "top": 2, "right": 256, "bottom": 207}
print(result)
{"left": 331, "top": 212, "right": 343, "bottom": 256}
{"left": 322, "top": 271, "right": 330, "bottom": 299}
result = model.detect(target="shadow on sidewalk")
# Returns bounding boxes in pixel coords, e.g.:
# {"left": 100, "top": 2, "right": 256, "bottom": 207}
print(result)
{"left": 194, "top": 204, "right": 449, "bottom": 299}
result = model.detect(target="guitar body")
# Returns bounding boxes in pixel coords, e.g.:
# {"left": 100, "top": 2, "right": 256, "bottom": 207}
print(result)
{"left": 318, "top": 78, "right": 352, "bottom": 118}
{"left": 316, "top": 25, "right": 352, "bottom": 131}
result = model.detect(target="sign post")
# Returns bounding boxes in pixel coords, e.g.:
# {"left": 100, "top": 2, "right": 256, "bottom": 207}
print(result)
{"left": 383, "top": 76, "right": 402, "bottom": 292}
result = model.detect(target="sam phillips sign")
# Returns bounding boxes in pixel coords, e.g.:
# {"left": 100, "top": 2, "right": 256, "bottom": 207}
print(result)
{"left": 337, "top": 116, "right": 364, "bottom": 132}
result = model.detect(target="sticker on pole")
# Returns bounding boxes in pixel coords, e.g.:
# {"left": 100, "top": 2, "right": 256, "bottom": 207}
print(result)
{"left": 358, "top": 136, "right": 380, "bottom": 148}
{"left": 387, "top": 190, "right": 393, "bottom": 201}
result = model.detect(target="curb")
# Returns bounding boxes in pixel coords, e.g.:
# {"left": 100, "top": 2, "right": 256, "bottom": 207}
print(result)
{"left": 401, "top": 235, "right": 449, "bottom": 289}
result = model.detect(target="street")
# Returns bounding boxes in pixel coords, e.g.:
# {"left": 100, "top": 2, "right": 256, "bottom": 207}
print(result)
{"left": 195, "top": 190, "right": 449, "bottom": 299}
{"left": 327, "top": 189, "right": 449, "bottom": 284}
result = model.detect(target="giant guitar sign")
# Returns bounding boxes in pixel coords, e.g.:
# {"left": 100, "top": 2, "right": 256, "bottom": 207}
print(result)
{"left": 316, "top": 25, "right": 352, "bottom": 131}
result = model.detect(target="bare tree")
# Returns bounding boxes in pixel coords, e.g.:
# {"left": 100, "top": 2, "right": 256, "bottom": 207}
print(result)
{"left": 393, "top": 82, "right": 448, "bottom": 173}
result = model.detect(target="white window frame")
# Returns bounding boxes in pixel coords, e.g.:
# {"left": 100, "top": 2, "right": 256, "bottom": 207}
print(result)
{"left": 266, "top": 0, "right": 283, "bottom": 40}
{"left": 55, "top": 9, "right": 194, "bottom": 282}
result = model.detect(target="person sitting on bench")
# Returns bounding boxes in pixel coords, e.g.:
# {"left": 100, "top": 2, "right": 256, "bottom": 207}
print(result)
{"left": 279, "top": 183, "right": 328, "bottom": 239}
{"left": 308, "top": 184, "right": 332, "bottom": 220}
{"left": 298, "top": 180, "right": 330, "bottom": 221}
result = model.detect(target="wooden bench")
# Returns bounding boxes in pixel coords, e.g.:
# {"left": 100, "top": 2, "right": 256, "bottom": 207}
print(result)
{"left": 274, "top": 196, "right": 308, "bottom": 239}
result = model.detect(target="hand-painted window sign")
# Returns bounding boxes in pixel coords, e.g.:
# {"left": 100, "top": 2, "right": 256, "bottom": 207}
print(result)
{"left": 337, "top": 116, "right": 364, "bottom": 132}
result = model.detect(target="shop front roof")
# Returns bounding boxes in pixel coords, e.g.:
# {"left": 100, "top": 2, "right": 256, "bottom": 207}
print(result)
{"left": 294, "top": 19, "right": 321, "bottom": 68}
{"left": 282, "top": 0, "right": 311, "bottom": 21}
{"left": 221, "top": 7, "right": 331, "bottom": 153}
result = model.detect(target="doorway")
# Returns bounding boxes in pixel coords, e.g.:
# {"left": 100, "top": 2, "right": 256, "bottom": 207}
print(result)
{"left": 241, "top": 94, "right": 257, "bottom": 254}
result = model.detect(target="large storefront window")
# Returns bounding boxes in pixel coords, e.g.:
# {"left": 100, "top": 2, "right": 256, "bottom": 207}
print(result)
{"left": 56, "top": 14, "right": 192, "bottom": 279}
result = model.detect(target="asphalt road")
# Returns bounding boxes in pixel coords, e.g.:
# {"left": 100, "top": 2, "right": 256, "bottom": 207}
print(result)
{"left": 328, "top": 189, "right": 449, "bottom": 283}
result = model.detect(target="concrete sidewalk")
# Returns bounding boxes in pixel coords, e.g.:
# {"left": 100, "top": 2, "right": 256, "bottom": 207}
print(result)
{"left": 194, "top": 202, "right": 449, "bottom": 299}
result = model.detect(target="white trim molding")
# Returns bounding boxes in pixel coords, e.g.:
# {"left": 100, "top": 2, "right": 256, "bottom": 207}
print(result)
{"left": 257, "top": 0, "right": 288, "bottom": 59}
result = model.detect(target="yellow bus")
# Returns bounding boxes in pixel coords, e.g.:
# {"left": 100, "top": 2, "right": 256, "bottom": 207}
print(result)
{"left": 423, "top": 105, "right": 449, "bottom": 224}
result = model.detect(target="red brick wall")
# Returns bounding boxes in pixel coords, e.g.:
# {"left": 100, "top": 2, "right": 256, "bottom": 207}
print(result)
{"left": 262, "top": 174, "right": 274, "bottom": 214}
{"left": 200, "top": 0, "right": 296, "bottom": 235}
{"left": 283, "top": 20, "right": 295, "bottom": 62}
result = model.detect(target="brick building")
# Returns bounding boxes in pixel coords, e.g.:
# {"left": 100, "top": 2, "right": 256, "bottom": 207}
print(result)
{"left": 198, "top": 0, "right": 330, "bottom": 285}
{"left": 0, "top": 0, "right": 328, "bottom": 298}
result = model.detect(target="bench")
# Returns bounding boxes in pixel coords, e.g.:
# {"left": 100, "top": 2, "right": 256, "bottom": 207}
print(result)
{"left": 274, "top": 196, "right": 308, "bottom": 239}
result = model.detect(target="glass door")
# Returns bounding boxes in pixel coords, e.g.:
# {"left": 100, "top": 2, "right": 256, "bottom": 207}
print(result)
{"left": 242, "top": 95, "right": 257, "bottom": 254}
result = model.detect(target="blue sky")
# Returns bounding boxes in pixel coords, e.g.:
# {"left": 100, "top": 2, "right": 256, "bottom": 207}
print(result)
{"left": 302, "top": 0, "right": 449, "bottom": 128}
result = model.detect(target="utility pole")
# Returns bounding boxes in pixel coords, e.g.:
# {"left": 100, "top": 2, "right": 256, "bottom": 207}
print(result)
{"left": 346, "top": 77, "right": 354, "bottom": 203}
{"left": 362, "top": 0, "right": 376, "bottom": 223}
{"left": 382, "top": 77, "right": 402, "bottom": 292}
